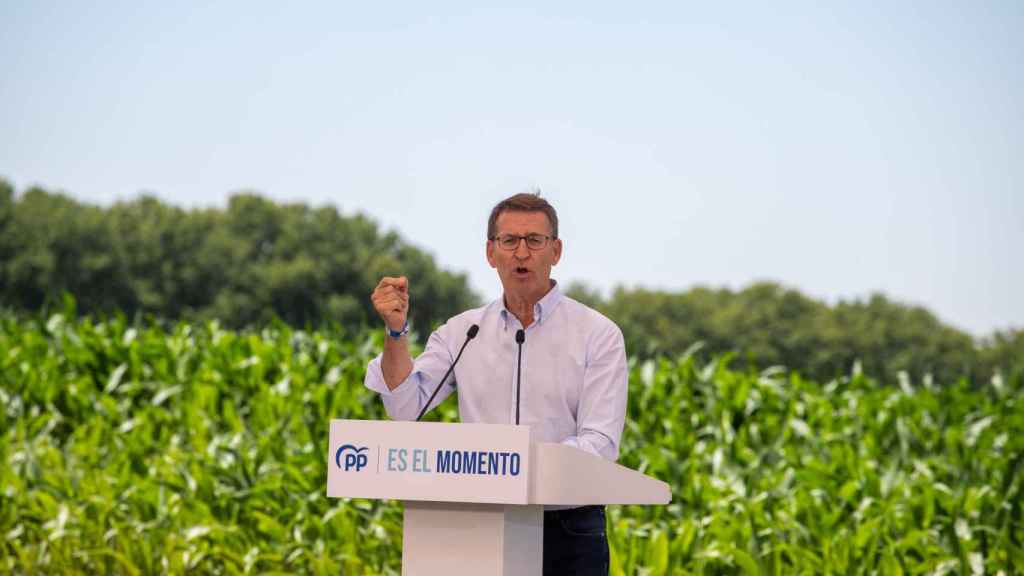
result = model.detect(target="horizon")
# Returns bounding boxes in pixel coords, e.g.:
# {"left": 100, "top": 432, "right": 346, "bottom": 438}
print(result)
{"left": 3, "top": 178, "right": 1016, "bottom": 339}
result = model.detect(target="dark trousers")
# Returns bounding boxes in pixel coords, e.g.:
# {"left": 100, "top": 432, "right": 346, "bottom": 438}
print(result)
{"left": 543, "top": 505, "right": 609, "bottom": 575}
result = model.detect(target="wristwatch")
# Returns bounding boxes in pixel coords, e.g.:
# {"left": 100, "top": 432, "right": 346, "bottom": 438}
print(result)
{"left": 387, "top": 321, "right": 409, "bottom": 339}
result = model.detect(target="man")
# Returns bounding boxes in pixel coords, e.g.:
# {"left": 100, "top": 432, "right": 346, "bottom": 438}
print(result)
{"left": 364, "top": 193, "right": 628, "bottom": 574}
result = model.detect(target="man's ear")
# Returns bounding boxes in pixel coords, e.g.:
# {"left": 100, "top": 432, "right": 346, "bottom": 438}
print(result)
{"left": 551, "top": 238, "right": 562, "bottom": 266}
{"left": 486, "top": 240, "right": 496, "bottom": 268}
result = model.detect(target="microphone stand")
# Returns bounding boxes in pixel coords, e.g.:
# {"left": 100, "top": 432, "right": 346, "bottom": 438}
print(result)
{"left": 515, "top": 329, "right": 525, "bottom": 425}
{"left": 415, "top": 325, "right": 479, "bottom": 422}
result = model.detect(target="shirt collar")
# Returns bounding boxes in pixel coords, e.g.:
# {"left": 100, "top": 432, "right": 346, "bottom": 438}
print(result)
{"left": 498, "top": 280, "right": 563, "bottom": 330}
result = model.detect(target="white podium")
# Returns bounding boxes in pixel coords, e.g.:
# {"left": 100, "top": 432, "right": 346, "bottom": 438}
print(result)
{"left": 326, "top": 419, "right": 670, "bottom": 575}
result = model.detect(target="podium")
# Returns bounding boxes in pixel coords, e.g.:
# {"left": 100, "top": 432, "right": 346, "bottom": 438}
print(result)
{"left": 326, "top": 419, "right": 670, "bottom": 575}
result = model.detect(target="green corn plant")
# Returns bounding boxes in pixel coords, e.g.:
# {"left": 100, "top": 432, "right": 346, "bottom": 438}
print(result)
{"left": 1, "top": 313, "right": 1022, "bottom": 574}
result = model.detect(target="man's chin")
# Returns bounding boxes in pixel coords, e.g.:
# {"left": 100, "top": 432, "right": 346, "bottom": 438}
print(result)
{"left": 500, "top": 277, "right": 548, "bottom": 298}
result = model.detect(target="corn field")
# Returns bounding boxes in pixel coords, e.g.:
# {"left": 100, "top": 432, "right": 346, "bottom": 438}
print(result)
{"left": 1, "top": 313, "right": 1021, "bottom": 574}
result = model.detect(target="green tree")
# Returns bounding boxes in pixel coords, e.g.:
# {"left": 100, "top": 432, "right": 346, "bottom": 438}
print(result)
{"left": 0, "top": 180, "right": 478, "bottom": 334}
{"left": 568, "top": 281, "right": 988, "bottom": 385}
{"left": 979, "top": 328, "right": 1024, "bottom": 385}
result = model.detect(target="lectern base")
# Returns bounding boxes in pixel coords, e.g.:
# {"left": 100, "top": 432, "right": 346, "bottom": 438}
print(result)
{"left": 402, "top": 501, "right": 543, "bottom": 575}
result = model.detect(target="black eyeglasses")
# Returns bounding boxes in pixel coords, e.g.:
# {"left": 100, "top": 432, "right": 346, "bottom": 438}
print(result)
{"left": 489, "top": 233, "right": 555, "bottom": 251}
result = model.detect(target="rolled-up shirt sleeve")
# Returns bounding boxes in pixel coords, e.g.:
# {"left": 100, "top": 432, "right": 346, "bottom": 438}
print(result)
{"left": 560, "top": 321, "right": 628, "bottom": 461}
{"left": 364, "top": 327, "right": 456, "bottom": 421}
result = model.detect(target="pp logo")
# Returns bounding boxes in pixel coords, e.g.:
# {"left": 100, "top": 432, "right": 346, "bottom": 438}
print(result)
{"left": 335, "top": 444, "right": 369, "bottom": 472}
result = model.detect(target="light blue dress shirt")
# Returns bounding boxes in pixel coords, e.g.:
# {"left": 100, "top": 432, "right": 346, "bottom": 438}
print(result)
{"left": 364, "top": 282, "right": 628, "bottom": 462}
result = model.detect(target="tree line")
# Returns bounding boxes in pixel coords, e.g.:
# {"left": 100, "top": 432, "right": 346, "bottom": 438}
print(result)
{"left": 1, "top": 179, "right": 1020, "bottom": 384}
{"left": 0, "top": 180, "right": 477, "bottom": 333}
{"left": 565, "top": 282, "right": 1022, "bottom": 386}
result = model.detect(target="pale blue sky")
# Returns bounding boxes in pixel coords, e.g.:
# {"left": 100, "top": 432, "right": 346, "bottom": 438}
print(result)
{"left": 2, "top": 2, "right": 1021, "bottom": 335}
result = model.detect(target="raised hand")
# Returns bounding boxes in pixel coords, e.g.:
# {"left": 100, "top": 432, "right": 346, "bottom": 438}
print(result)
{"left": 371, "top": 276, "right": 409, "bottom": 332}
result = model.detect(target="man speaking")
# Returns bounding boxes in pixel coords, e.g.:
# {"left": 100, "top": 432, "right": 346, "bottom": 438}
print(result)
{"left": 364, "top": 193, "right": 628, "bottom": 574}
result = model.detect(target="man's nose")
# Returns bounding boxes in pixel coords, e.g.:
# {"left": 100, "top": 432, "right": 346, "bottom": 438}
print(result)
{"left": 513, "top": 239, "right": 531, "bottom": 258}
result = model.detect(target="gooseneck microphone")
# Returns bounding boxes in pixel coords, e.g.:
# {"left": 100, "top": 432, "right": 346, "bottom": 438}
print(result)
{"left": 415, "top": 324, "right": 479, "bottom": 422}
{"left": 515, "top": 329, "right": 525, "bottom": 425}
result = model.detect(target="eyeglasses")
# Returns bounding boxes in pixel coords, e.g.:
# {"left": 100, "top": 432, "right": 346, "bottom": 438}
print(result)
{"left": 490, "top": 233, "right": 555, "bottom": 251}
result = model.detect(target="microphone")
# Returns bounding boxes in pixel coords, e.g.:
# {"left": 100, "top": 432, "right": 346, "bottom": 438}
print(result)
{"left": 415, "top": 324, "right": 479, "bottom": 422}
{"left": 515, "top": 329, "right": 525, "bottom": 425}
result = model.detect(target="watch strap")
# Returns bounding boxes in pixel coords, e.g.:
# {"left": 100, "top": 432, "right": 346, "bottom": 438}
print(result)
{"left": 387, "top": 320, "right": 409, "bottom": 339}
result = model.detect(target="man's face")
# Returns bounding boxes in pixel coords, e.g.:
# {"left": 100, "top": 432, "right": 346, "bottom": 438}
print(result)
{"left": 486, "top": 210, "right": 562, "bottom": 300}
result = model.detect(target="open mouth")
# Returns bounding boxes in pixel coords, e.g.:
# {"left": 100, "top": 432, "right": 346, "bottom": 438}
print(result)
{"left": 515, "top": 266, "right": 530, "bottom": 276}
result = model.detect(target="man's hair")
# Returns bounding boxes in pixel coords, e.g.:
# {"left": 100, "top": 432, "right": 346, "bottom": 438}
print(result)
{"left": 487, "top": 192, "right": 559, "bottom": 240}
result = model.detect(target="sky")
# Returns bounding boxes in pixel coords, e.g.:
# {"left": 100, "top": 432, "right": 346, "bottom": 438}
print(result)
{"left": 1, "top": 1, "right": 1021, "bottom": 336}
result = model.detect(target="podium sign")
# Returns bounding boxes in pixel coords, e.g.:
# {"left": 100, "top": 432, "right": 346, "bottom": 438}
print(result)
{"left": 327, "top": 419, "right": 533, "bottom": 505}
{"left": 326, "top": 419, "right": 670, "bottom": 575}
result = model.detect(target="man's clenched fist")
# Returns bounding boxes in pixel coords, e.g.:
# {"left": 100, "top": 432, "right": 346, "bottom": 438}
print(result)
{"left": 372, "top": 276, "right": 409, "bottom": 332}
